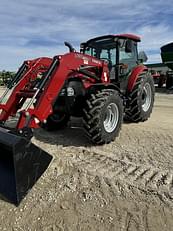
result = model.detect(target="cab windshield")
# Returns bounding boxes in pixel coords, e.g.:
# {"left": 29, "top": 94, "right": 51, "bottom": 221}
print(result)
{"left": 83, "top": 37, "right": 119, "bottom": 66}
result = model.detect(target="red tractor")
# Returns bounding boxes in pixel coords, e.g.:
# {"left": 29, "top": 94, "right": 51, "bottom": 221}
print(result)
{"left": 0, "top": 34, "right": 155, "bottom": 205}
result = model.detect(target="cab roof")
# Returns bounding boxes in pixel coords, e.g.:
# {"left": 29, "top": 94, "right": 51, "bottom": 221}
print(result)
{"left": 85, "top": 34, "right": 141, "bottom": 44}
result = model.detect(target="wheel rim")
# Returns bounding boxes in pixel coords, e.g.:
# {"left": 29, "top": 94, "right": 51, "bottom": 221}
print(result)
{"left": 103, "top": 103, "right": 119, "bottom": 133}
{"left": 142, "top": 82, "right": 152, "bottom": 112}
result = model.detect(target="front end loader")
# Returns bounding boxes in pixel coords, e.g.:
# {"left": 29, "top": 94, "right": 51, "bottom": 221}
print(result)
{"left": 0, "top": 34, "right": 155, "bottom": 205}
{"left": 0, "top": 57, "right": 53, "bottom": 205}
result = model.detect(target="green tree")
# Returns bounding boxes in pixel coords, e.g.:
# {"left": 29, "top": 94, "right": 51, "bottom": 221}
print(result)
{"left": 0, "top": 70, "right": 16, "bottom": 85}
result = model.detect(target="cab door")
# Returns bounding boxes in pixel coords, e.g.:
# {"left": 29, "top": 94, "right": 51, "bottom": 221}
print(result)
{"left": 118, "top": 40, "right": 138, "bottom": 89}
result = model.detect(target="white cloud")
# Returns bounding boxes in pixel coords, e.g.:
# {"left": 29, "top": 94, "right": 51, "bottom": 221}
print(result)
{"left": 0, "top": 0, "right": 173, "bottom": 70}
{"left": 146, "top": 54, "right": 162, "bottom": 64}
{"left": 136, "top": 23, "right": 173, "bottom": 63}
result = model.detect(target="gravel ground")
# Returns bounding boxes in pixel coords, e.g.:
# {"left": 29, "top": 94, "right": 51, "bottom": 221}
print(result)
{"left": 0, "top": 87, "right": 173, "bottom": 231}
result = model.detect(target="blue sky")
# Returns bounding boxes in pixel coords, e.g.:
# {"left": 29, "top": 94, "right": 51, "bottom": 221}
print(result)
{"left": 0, "top": 0, "right": 173, "bottom": 71}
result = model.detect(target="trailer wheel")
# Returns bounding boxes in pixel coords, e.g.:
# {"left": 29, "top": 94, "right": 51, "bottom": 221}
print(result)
{"left": 166, "top": 74, "right": 173, "bottom": 89}
{"left": 43, "top": 113, "right": 70, "bottom": 131}
{"left": 83, "top": 89, "right": 123, "bottom": 144}
{"left": 125, "top": 72, "right": 155, "bottom": 122}
{"left": 158, "top": 79, "right": 163, "bottom": 88}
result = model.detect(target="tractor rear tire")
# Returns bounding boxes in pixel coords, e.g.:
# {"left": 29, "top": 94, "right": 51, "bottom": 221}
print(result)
{"left": 83, "top": 89, "right": 123, "bottom": 144}
{"left": 43, "top": 113, "right": 70, "bottom": 131}
{"left": 125, "top": 72, "right": 155, "bottom": 122}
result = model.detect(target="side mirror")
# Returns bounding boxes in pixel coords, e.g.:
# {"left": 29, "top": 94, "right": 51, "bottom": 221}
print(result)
{"left": 138, "top": 51, "right": 148, "bottom": 63}
{"left": 125, "top": 40, "right": 133, "bottom": 53}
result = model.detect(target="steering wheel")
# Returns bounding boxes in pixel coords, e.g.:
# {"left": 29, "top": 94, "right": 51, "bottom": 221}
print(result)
{"left": 101, "top": 58, "right": 112, "bottom": 63}
{"left": 101, "top": 58, "right": 112, "bottom": 69}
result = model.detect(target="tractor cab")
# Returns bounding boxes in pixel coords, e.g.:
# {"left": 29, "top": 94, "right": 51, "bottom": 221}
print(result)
{"left": 81, "top": 34, "right": 143, "bottom": 88}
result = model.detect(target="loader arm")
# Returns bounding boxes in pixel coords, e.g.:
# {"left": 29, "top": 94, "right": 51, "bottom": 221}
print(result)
{"left": 0, "top": 57, "right": 52, "bottom": 124}
{"left": 16, "top": 52, "right": 109, "bottom": 130}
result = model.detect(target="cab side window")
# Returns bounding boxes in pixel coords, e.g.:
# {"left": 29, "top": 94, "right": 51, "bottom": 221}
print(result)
{"left": 100, "top": 48, "right": 116, "bottom": 66}
{"left": 119, "top": 41, "right": 137, "bottom": 62}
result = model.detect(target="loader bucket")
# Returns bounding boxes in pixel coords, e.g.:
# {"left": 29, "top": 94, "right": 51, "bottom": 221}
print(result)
{"left": 0, "top": 128, "right": 52, "bottom": 205}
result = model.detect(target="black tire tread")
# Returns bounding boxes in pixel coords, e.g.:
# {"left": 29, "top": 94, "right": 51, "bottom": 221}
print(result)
{"left": 125, "top": 72, "right": 155, "bottom": 122}
{"left": 83, "top": 89, "right": 123, "bottom": 144}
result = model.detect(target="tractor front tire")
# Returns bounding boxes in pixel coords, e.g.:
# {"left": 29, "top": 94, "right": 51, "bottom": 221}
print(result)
{"left": 125, "top": 72, "right": 155, "bottom": 122}
{"left": 83, "top": 89, "right": 123, "bottom": 144}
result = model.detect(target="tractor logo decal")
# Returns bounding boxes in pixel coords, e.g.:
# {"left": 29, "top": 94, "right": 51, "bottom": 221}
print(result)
{"left": 91, "top": 58, "right": 102, "bottom": 65}
{"left": 75, "top": 53, "right": 89, "bottom": 64}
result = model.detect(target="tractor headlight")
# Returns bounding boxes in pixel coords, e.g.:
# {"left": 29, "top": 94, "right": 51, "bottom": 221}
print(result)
{"left": 67, "top": 87, "right": 75, "bottom": 96}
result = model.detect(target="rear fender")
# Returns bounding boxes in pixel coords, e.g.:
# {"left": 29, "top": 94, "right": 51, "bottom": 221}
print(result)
{"left": 127, "top": 65, "right": 148, "bottom": 92}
